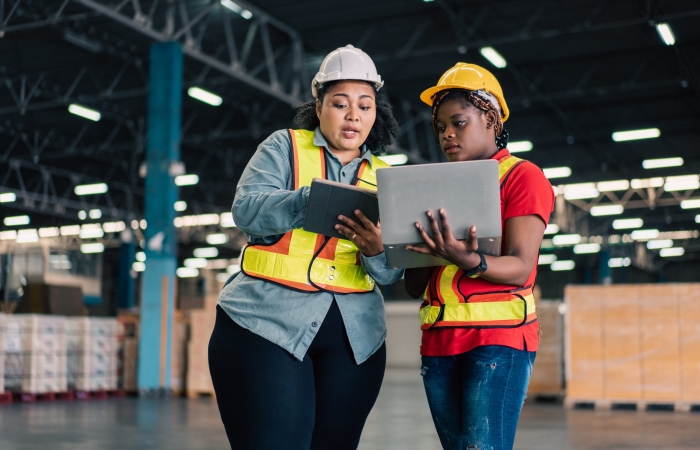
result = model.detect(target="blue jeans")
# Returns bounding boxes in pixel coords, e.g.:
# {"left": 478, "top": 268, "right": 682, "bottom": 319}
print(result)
{"left": 421, "top": 346, "right": 536, "bottom": 450}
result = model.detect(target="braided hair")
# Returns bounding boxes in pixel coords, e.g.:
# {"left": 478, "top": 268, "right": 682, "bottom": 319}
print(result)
{"left": 430, "top": 89, "right": 509, "bottom": 150}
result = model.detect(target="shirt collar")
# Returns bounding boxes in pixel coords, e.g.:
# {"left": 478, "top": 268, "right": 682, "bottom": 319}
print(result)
{"left": 313, "top": 127, "right": 373, "bottom": 165}
{"left": 491, "top": 148, "right": 511, "bottom": 160}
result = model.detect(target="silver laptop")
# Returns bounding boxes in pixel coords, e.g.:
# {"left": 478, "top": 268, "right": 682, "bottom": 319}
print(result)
{"left": 376, "top": 160, "right": 502, "bottom": 269}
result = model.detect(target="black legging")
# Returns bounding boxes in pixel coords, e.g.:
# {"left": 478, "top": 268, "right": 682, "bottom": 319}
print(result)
{"left": 208, "top": 302, "right": 386, "bottom": 450}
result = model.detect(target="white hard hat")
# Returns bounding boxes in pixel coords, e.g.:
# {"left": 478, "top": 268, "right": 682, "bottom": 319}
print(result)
{"left": 311, "top": 45, "right": 384, "bottom": 98}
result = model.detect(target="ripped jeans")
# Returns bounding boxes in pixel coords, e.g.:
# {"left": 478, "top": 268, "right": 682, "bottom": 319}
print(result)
{"left": 421, "top": 346, "right": 536, "bottom": 450}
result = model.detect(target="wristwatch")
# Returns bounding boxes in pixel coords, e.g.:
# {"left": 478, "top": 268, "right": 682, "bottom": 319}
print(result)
{"left": 465, "top": 253, "right": 487, "bottom": 279}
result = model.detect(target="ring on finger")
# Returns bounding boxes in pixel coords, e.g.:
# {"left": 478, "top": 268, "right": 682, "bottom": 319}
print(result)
{"left": 351, "top": 233, "right": 357, "bottom": 240}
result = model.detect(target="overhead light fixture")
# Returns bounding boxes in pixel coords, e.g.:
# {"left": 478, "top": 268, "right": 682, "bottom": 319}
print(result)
{"left": 175, "top": 174, "right": 199, "bottom": 186}
{"left": 696, "top": 214, "right": 700, "bottom": 223}
{"left": 655, "top": 23, "right": 676, "bottom": 46}
{"left": 612, "top": 218, "right": 643, "bottom": 230}
{"left": 140, "top": 219, "right": 147, "bottom": 230}
{"left": 612, "top": 128, "right": 660, "bottom": 142}
{"left": 89, "top": 209, "right": 102, "bottom": 219}
{"left": 552, "top": 234, "right": 581, "bottom": 246}
{"left": 590, "top": 205, "right": 624, "bottom": 216}
{"left": 16, "top": 229, "right": 39, "bottom": 243}
{"left": 38, "top": 227, "right": 60, "bottom": 237}
{"left": 132, "top": 261, "right": 145, "bottom": 272}
{"left": 479, "top": 47, "right": 507, "bottom": 68}
{"left": 681, "top": 199, "right": 700, "bottom": 209}
{"left": 80, "top": 243, "right": 105, "bottom": 253}
{"left": 563, "top": 183, "right": 599, "bottom": 200}
{"left": 193, "top": 247, "right": 219, "bottom": 258}
{"left": 573, "top": 243, "right": 601, "bottom": 254}
{"left": 187, "top": 87, "right": 223, "bottom": 106}
{"left": 551, "top": 260, "right": 575, "bottom": 271}
{"left": 78, "top": 210, "right": 87, "bottom": 220}
{"left": 184, "top": 258, "right": 208, "bottom": 268}
{"left": 631, "top": 229, "right": 659, "bottom": 240}
{"left": 220, "top": 0, "right": 252, "bottom": 19}
{"left": 664, "top": 175, "right": 699, "bottom": 192}
{"left": 538, "top": 254, "right": 557, "bottom": 265}
{"left": 4, "top": 215, "right": 30, "bottom": 226}
{"left": 647, "top": 239, "right": 673, "bottom": 250}
{"left": 68, "top": 103, "right": 101, "bottom": 122}
{"left": 0, "top": 230, "right": 17, "bottom": 240}
{"left": 543, "top": 167, "right": 571, "bottom": 179}
{"left": 206, "top": 233, "right": 229, "bottom": 245}
{"left": 227, "top": 264, "right": 241, "bottom": 274}
{"left": 60, "top": 225, "right": 81, "bottom": 236}
{"left": 174, "top": 201, "right": 187, "bottom": 212}
{"left": 176, "top": 267, "right": 199, "bottom": 278}
{"left": 544, "top": 224, "right": 559, "bottom": 235}
{"left": 74, "top": 183, "right": 108, "bottom": 196}
{"left": 102, "top": 221, "right": 126, "bottom": 233}
{"left": 608, "top": 257, "right": 631, "bottom": 268}
{"left": 136, "top": 252, "right": 146, "bottom": 262}
{"left": 378, "top": 154, "right": 409, "bottom": 166}
{"left": 597, "top": 180, "right": 630, "bottom": 192}
{"left": 220, "top": 212, "right": 236, "bottom": 228}
{"left": 642, "top": 157, "right": 683, "bottom": 169}
{"left": 79, "top": 226, "right": 104, "bottom": 239}
{"left": 631, "top": 177, "right": 664, "bottom": 189}
{"left": 174, "top": 213, "right": 221, "bottom": 228}
{"left": 0, "top": 192, "right": 16, "bottom": 203}
{"left": 659, "top": 247, "right": 684, "bottom": 257}
{"left": 508, "top": 141, "right": 533, "bottom": 153}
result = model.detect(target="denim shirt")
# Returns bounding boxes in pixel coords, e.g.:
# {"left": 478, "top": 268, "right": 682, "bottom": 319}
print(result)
{"left": 217, "top": 127, "right": 404, "bottom": 364}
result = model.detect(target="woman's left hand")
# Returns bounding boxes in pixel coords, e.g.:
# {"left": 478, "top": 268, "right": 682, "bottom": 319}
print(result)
{"left": 336, "top": 210, "right": 384, "bottom": 257}
{"left": 406, "top": 209, "right": 481, "bottom": 269}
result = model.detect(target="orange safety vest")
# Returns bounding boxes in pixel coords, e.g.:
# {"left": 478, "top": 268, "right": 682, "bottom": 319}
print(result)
{"left": 240, "top": 129, "right": 391, "bottom": 294}
{"left": 419, "top": 154, "right": 539, "bottom": 330}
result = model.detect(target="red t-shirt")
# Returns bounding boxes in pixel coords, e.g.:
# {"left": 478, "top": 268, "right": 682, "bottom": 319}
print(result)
{"left": 420, "top": 149, "right": 555, "bottom": 356}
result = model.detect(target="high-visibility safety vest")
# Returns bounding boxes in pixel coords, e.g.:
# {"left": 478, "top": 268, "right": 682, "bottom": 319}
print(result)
{"left": 419, "top": 154, "right": 539, "bottom": 330}
{"left": 240, "top": 129, "right": 391, "bottom": 294}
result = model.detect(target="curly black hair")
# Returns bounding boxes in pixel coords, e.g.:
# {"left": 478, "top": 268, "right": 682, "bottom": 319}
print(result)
{"left": 293, "top": 80, "right": 399, "bottom": 155}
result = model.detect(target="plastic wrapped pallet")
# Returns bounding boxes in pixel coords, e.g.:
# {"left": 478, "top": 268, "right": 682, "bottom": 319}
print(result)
{"left": 66, "top": 317, "right": 119, "bottom": 392}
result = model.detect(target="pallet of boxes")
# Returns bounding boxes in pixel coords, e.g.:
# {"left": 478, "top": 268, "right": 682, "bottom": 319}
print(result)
{"left": 186, "top": 294, "right": 217, "bottom": 398}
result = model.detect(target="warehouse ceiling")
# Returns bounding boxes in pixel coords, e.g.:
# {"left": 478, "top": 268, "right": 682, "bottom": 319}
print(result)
{"left": 1, "top": 0, "right": 699, "bottom": 272}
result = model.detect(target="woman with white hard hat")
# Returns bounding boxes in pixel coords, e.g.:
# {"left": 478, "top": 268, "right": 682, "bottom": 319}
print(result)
{"left": 209, "top": 45, "right": 402, "bottom": 449}
{"left": 404, "top": 63, "right": 554, "bottom": 449}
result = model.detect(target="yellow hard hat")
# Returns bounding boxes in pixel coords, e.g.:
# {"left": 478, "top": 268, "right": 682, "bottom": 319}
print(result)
{"left": 420, "top": 63, "right": 510, "bottom": 122}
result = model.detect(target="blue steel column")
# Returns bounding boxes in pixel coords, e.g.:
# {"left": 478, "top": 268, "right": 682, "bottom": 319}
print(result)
{"left": 137, "top": 42, "right": 183, "bottom": 393}
{"left": 117, "top": 229, "right": 136, "bottom": 309}
{"left": 599, "top": 249, "right": 612, "bottom": 285}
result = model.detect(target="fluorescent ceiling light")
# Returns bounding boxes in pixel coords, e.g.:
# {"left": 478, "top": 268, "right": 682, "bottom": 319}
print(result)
{"left": 563, "top": 183, "right": 599, "bottom": 200}
{"left": 227, "top": 264, "right": 241, "bottom": 274}
{"left": 220, "top": 0, "right": 252, "bottom": 19}
{"left": 89, "top": 209, "right": 102, "bottom": 219}
{"left": 631, "top": 177, "right": 664, "bottom": 189}
{"left": 78, "top": 210, "right": 87, "bottom": 220}
{"left": 655, "top": 23, "right": 676, "bottom": 46}
{"left": 174, "top": 201, "right": 187, "bottom": 212}
{"left": 378, "top": 154, "right": 409, "bottom": 166}
{"left": 60, "top": 225, "right": 81, "bottom": 236}
{"left": 220, "top": 212, "right": 236, "bottom": 228}
{"left": 612, "top": 128, "right": 660, "bottom": 142}
{"left": 174, "top": 213, "right": 221, "bottom": 228}
{"left": 0, "top": 192, "right": 16, "bottom": 203}
{"left": 613, "top": 218, "right": 643, "bottom": 230}
{"left": 540, "top": 239, "right": 554, "bottom": 249}
{"left": 206, "top": 233, "right": 229, "bottom": 245}
{"left": 0, "top": 230, "right": 17, "bottom": 240}
{"left": 187, "top": 87, "right": 223, "bottom": 106}
{"left": 553, "top": 234, "right": 581, "bottom": 246}
{"left": 696, "top": 215, "right": 700, "bottom": 223}
{"left": 140, "top": 220, "right": 147, "bottom": 230}
{"left": 508, "top": 141, "right": 532, "bottom": 153}
{"left": 590, "top": 205, "right": 623, "bottom": 216}
{"left": 608, "top": 257, "right": 631, "bottom": 268}
{"left": 642, "top": 157, "right": 683, "bottom": 169}
{"left": 573, "top": 243, "right": 601, "bottom": 254}
{"left": 79, "top": 227, "right": 104, "bottom": 239}
{"left": 647, "top": 239, "right": 673, "bottom": 250}
{"left": 543, "top": 167, "right": 571, "bottom": 179}
{"left": 681, "top": 199, "right": 700, "bottom": 209}
{"left": 175, "top": 174, "right": 199, "bottom": 186}
{"left": 80, "top": 243, "right": 104, "bottom": 254}
{"left": 538, "top": 254, "right": 557, "bottom": 265}
{"left": 38, "top": 227, "right": 60, "bottom": 237}
{"left": 193, "top": 247, "right": 219, "bottom": 258}
{"left": 660, "top": 247, "right": 684, "bottom": 257}
{"left": 664, "top": 175, "right": 699, "bottom": 192}
{"left": 102, "top": 221, "right": 125, "bottom": 233}
{"left": 631, "top": 229, "right": 659, "bottom": 240}
{"left": 132, "top": 262, "right": 145, "bottom": 272}
{"left": 74, "top": 183, "right": 108, "bottom": 196}
{"left": 68, "top": 103, "right": 101, "bottom": 122}
{"left": 136, "top": 252, "right": 146, "bottom": 262}
{"left": 479, "top": 46, "right": 507, "bottom": 68}
{"left": 176, "top": 267, "right": 199, "bottom": 278}
{"left": 4, "top": 215, "right": 30, "bottom": 226}
{"left": 544, "top": 224, "right": 559, "bottom": 235}
{"left": 597, "top": 180, "right": 629, "bottom": 192}
{"left": 184, "top": 258, "right": 208, "bottom": 268}
{"left": 551, "top": 260, "right": 575, "bottom": 271}
{"left": 16, "top": 229, "right": 39, "bottom": 243}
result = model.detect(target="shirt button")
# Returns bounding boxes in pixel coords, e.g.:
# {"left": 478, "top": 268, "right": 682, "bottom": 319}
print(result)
{"left": 329, "top": 275, "right": 334, "bottom": 280}
{"left": 330, "top": 266, "right": 335, "bottom": 271}
{"left": 312, "top": 321, "right": 318, "bottom": 328}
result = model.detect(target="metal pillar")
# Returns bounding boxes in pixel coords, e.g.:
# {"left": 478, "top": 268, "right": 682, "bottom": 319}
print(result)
{"left": 117, "top": 229, "right": 136, "bottom": 309}
{"left": 137, "top": 42, "right": 183, "bottom": 394}
{"left": 599, "top": 250, "right": 612, "bottom": 285}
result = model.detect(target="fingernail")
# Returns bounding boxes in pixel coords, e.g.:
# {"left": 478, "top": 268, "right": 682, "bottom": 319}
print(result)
{"left": 440, "top": 209, "right": 444, "bottom": 214}
{"left": 415, "top": 223, "right": 420, "bottom": 228}
{"left": 355, "top": 209, "right": 360, "bottom": 214}
{"left": 338, "top": 216, "right": 343, "bottom": 220}
{"left": 335, "top": 225, "right": 340, "bottom": 229}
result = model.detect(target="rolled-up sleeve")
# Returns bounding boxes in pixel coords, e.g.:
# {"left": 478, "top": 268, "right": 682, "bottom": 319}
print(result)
{"left": 360, "top": 252, "right": 404, "bottom": 286}
{"left": 232, "top": 130, "right": 310, "bottom": 238}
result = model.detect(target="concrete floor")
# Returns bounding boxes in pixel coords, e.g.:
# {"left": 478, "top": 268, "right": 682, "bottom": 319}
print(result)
{"left": 1, "top": 369, "right": 699, "bottom": 449}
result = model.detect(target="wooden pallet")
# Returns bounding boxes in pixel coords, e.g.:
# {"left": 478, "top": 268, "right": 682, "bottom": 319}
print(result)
{"left": 75, "top": 389, "right": 124, "bottom": 400}
{"left": 0, "top": 392, "right": 12, "bottom": 404}
{"left": 565, "top": 398, "right": 700, "bottom": 412}
{"left": 13, "top": 392, "right": 57, "bottom": 402}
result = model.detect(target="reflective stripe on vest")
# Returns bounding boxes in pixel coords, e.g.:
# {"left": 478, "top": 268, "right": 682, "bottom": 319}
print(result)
{"left": 419, "top": 153, "right": 539, "bottom": 329}
{"left": 240, "top": 129, "right": 391, "bottom": 294}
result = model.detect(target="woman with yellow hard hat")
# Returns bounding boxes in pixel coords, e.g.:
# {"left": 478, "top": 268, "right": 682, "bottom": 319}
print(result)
{"left": 404, "top": 63, "right": 554, "bottom": 450}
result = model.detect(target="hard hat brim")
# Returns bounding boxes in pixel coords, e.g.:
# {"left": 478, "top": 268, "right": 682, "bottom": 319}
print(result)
{"left": 419, "top": 85, "right": 510, "bottom": 122}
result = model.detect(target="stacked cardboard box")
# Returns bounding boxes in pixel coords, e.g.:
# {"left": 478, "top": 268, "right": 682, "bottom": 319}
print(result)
{"left": 186, "top": 295, "right": 217, "bottom": 398}
{"left": 528, "top": 300, "right": 564, "bottom": 397}
{"left": 4, "top": 314, "right": 67, "bottom": 394}
{"left": 65, "top": 318, "right": 119, "bottom": 391}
